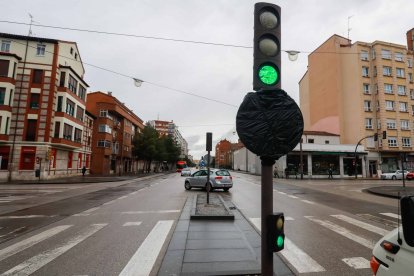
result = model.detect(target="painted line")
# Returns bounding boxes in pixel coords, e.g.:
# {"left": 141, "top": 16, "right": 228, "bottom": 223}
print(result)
{"left": 2, "top": 224, "right": 107, "bottom": 276}
{"left": 0, "top": 226, "right": 27, "bottom": 238}
{"left": 121, "top": 210, "right": 180, "bottom": 214}
{"left": 73, "top": 207, "right": 100, "bottom": 217}
{"left": 250, "top": 218, "right": 325, "bottom": 273}
{"left": 0, "top": 225, "right": 72, "bottom": 262}
{"left": 130, "top": 191, "right": 138, "bottom": 195}
{"left": 123, "top": 222, "right": 142, "bottom": 227}
{"left": 103, "top": 199, "right": 117, "bottom": 206}
{"left": 342, "top": 257, "right": 370, "bottom": 269}
{"left": 285, "top": 216, "right": 295, "bottom": 221}
{"left": 305, "top": 216, "right": 375, "bottom": 249}
{"left": 380, "top": 213, "right": 401, "bottom": 219}
{"left": 119, "top": 220, "right": 174, "bottom": 276}
{"left": 0, "top": 215, "right": 53, "bottom": 219}
{"left": 288, "top": 195, "right": 299, "bottom": 199}
{"left": 357, "top": 214, "right": 398, "bottom": 228}
{"left": 273, "top": 189, "right": 279, "bottom": 192}
{"left": 117, "top": 195, "right": 129, "bottom": 200}
{"left": 331, "top": 215, "right": 389, "bottom": 236}
{"left": 84, "top": 207, "right": 100, "bottom": 213}
{"left": 278, "top": 191, "right": 287, "bottom": 195}
{"left": 301, "top": 200, "right": 315, "bottom": 205}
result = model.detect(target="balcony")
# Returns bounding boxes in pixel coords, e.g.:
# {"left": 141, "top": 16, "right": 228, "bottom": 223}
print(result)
{"left": 51, "top": 136, "right": 82, "bottom": 148}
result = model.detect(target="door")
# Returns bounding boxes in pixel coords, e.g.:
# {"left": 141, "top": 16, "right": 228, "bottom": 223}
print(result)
{"left": 191, "top": 171, "right": 203, "bottom": 187}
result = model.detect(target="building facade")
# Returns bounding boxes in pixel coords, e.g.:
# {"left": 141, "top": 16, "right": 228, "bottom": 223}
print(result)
{"left": 0, "top": 32, "right": 90, "bottom": 181}
{"left": 148, "top": 119, "right": 188, "bottom": 157}
{"left": 300, "top": 29, "right": 414, "bottom": 175}
{"left": 86, "top": 91, "right": 144, "bottom": 175}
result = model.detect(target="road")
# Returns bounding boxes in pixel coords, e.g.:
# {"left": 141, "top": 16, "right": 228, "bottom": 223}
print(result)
{"left": 0, "top": 172, "right": 406, "bottom": 275}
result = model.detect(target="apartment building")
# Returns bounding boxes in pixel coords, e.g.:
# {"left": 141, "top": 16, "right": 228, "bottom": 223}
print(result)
{"left": 148, "top": 119, "right": 188, "bottom": 157}
{"left": 0, "top": 32, "right": 90, "bottom": 181}
{"left": 299, "top": 28, "right": 414, "bottom": 175}
{"left": 215, "top": 139, "right": 244, "bottom": 169}
{"left": 86, "top": 91, "right": 144, "bottom": 175}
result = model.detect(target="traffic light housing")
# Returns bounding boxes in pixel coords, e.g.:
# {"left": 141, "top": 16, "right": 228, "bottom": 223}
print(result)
{"left": 267, "top": 212, "right": 284, "bottom": 252}
{"left": 382, "top": 131, "right": 387, "bottom": 139}
{"left": 253, "top": 3, "right": 281, "bottom": 91}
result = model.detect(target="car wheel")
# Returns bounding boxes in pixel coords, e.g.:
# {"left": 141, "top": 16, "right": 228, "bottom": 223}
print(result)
{"left": 223, "top": 188, "right": 229, "bottom": 192}
{"left": 185, "top": 182, "right": 191, "bottom": 190}
{"left": 392, "top": 175, "right": 396, "bottom": 180}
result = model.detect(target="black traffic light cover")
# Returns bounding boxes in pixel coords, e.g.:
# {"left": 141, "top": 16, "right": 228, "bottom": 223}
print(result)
{"left": 253, "top": 3, "right": 281, "bottom": 91}
{"left": 267, "top": 212, "right": 285, "bottom": 252}
{"left": 206, "top": 132, "right": 212, "bottom": 151}
{"left": 382, "top": 131, "right": 387, "bottom": 139}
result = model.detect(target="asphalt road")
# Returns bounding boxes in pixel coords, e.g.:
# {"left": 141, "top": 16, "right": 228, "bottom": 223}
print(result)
{"left": 0, "top": 172, "right": 405, "bottom": 275}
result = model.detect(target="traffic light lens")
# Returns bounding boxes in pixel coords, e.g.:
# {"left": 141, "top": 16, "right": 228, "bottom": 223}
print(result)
{"left": 259, "top": 11, "right": 278, "bottom": 29}
{"left": 277, "top": 235, "right": 284, "bottom": 248}
{"left": 258, "top": 65, "right": 279, "bottom": 85}
{"left": 259, "top": 38, "right": 278, "bottom": 57}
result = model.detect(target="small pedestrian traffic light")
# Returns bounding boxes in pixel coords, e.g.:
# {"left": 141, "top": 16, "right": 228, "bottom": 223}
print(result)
{"left": 374, "top": 133, "right": 378, "bottom": 141}
{"left": 382, "top": 131, "right": 387, "bottom": 139}
{"left": 267, "top": 212, "right": 284, "bottom": 252}
{"left": 253, "top": 3, "right": 281, "bottom": 91}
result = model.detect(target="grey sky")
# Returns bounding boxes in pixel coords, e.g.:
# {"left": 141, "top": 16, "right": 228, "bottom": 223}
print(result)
{"left": 1, "top": 0, "right": 413, "bottom": 159}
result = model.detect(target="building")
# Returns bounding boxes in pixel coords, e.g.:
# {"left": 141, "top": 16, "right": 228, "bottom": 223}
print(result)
{"left": 215, "top": 139, "right": 244, "bottom": 169}
{"left": 86, "top": 91, "right": 144, "bottom": 175}
{"left": 148, "top": 120, "right": 188, "bottom": 157}
{"left": 0, "top": 32, "right": 90, "bottom": 181}
{"left": 299, "top": 29, "right": 414, "bottom": 175}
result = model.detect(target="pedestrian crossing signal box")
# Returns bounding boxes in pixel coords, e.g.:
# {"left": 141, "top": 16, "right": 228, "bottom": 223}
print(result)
{"left": 267, "top": 212, "right": 285, "bottom": 252}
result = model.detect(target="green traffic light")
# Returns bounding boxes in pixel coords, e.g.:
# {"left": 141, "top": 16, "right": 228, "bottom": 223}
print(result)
{"left": 277, "top": 235, "right": 284, "bottom": 248}
{"left": 258, "top": 64, "right": 279, "bottom": 85}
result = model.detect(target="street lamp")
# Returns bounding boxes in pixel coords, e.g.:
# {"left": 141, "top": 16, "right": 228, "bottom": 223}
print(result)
{"left": 133, "top": 78, "right": 143, "bottom": 87}
{"left": 286, "top": 50, "right": 300, "bottom": 61}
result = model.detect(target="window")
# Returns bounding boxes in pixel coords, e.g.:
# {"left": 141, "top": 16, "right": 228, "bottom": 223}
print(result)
{"left": 325, "top": 140, "right": 329, "bottom": 144}
{"left": 74, "top": 53, "right": 78, "bottom": 60}
{"left": 1, "top": 40, "right": 10, "bottom": 52}
{"left": 376, "top": 101, "right": 380, "bottom": 111}
{"left": 408, "top": 58, "right": 413, "bottom": 68}
{"left": 402, "top": 137, "right": 411, "bottom": 147}
{"left": 371, "top": 49, "right": 376, "bottom": 60}
{"left": 363, "top": 84, "right": 370, "bottom": 94}
{"left": 66, "top": 99, "right": 75, "bottom": 116}
{"left": 0, "top": 87, "right": 5, "bottom": 105}
{"left": 360, "top": 50, "right": 369, "bottom": 61}
{"left": 112, "top": 142, "right": 119, "bottom": 154}
{"left": 388, "top": 137, "right": 398, "bottom": 147}
{"left": 76, "top": 106, "right": 84, "bottom": 121}
{"left": 365, "top": 118, "right": 373, "bottom": 129}
{"left": 99, "top": 110, "right": 108, "bottom": 117}
{"left": 308, "top": 139, "right": 314, "bottom": 143}
{"left": 377, "top": 119, "right": 381, "bottom": 130}
{"left": 381, "top": 49, "right": 391, "bottom": 59}
{"left": 97, "top": 140, "right": 111, "bottom": 148}
{"left": 401, "top": 120, "right": 410, "bottom": 130}
{"left": 25, "top": 119, "right": 37, "bottom": 141}
{"left": 408, "top": 73, "right": 413, "bottom": 82}
{"left": 68, "top": 75, "right": 78, "bottom": 94}
{"left": 362, "top": 67, "right": 369, "bottom": 77}
{"left": 29, "top": 93, "right": 40, "bottom": 109}
{"left": 412, "top": 105, "right": 414, "bottom": 115}
{"left": 385, "top": 100, "right": 394, "bottom": 111}
{"left": 373, "top": 66, "right": 377, "bottom": 77}
{"left": 398, "top": 85, "right": 406, "bottom": 95}
{"left": 63, "top": 123, "right": 73, "bottom": 140}
{"left": 74, "top": 128, "right": 82, "bottom": 143}
{"left": 0, "top": 146, "right": 10, "bottom": 170}
{"left": 0, "top": 59, "right": 9, "bottom": 77}
{"left": 36, "top": 44, "right": 46, "bottom": 56}
{"left": 386, "top": 119, "right": 396, "bottom": 129}
{"left": 59, "top": 72, "right": 66, "bottom": 87}
{"left": 78, "top": 85, "right": 86, "bottom": 101}
{"left": 68, "top": 151, "right": 73, "bottom": 169}
{"left": 57, "top": 96, "right": 63, "bottom": 112}
{"left": 5, "top": 117, "right": 8, "bottom": 135}
{"left": 396, "top": 68, "right": 405, "bottom": 78}
{"left": 383, "top": 66, "right": 392, "bottom": 76}
{"left": 400, "top": 102, "right": 408, "bottom": 112}
{"left": 9, "top": 89, "right": 13, "bottom": 106}
{"left": 364, "top": 100, "right": 371, "bottom": 111}
{"left": 20, "top": 147, "right": 36, "bottom": 170}
{"left": 70, "top": 47, "right": 73, "bottom": 55}
{"left": 395, "top": 52, "right": 403, "bottom": 62}
{"left": 411, "top": 90, "right": 414, "bottom": 100}
{"left": 32, "top": 69, "right": 43, "bottom": 84}
{"left": 54, "top": 121, "right": 60, "bottom": 138}
{"left": 98, "top": 124, "right": 112, "bottom": 134}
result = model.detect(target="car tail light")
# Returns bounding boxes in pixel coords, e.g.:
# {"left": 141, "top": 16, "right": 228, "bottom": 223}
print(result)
{"left": 381, "top": 240, "right": 400, "bottom": 254}
{"left": 370, "top": 256, "right": 380, "bottom": 275}
{"left": 230, "top": 176, "right": 232, "bottom": 180}
{"left": 215, "top": 176, "right": 223, "bottom": 180}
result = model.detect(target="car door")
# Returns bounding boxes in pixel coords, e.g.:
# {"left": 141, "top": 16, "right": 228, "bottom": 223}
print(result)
{"left": 191, "top": 171, "right": 202, "bottom": 186}
{"left": 197, "top": 170, "right": 208, "bottom": 187}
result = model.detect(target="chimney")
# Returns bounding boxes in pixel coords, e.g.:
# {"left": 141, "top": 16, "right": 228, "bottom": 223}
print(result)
{"left": 407, "top": 28, "right": 414, "bottom": 51}
{"left": 107, "top": 91, "right": 112, "bottom": 96}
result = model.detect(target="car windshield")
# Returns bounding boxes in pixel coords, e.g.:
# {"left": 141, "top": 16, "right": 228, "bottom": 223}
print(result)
{"left": 216, "top": 170, "right": 230, "bottom": 176}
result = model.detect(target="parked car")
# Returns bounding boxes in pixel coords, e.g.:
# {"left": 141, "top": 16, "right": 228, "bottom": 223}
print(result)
{"left": 181, "top": 168, "right": 192, "bottom": 176}
{"left": 406, "top": 172, "right": 414, "bottom": 180}
{"left": 380, "top": 170, "right": 409, "bottom": 180}
{"left": 370, "top": 195, "right": 414, "bottom": 276}
{"left": 184, "top": 169, "right": 233, "bottom": 191}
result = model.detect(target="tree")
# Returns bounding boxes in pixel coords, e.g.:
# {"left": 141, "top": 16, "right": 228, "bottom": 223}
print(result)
{"left": 132, "top": 124, "right": 159, "bottom": 172}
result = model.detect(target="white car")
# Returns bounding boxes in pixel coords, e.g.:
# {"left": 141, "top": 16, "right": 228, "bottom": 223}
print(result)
{"left": 380, "top": 170, "right": 409, "bottom": 180}
{"left": 370, "top": 196, "right": 414, "bottom": 276}
{"left": 180, "top": 168, "right": 192, "bottom": 177}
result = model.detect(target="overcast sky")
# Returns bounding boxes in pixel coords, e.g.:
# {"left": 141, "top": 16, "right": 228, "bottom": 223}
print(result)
{"left": 1, "top": 0, "right": 413, "bottom": 160}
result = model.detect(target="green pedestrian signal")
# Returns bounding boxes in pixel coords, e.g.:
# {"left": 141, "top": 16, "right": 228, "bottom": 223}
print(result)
{"left": 258, "top": 64, "right": 279, "bottom": 85}
{"left": 267, "top": 212, "right": 285, "bottom": 252}
{"left": 277, "top": 235, "right": 284, "bottom": 248}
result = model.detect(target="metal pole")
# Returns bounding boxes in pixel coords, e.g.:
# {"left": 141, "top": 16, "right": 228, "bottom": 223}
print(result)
{"left": 38, "top": 159, "right": 41, "bottom": 181}
{"left": 245, "top": 148, "right": 248, "bottom": 172}
{"left": 402, "top": 153, "right": 406, "bottom": 188}
{"left": 300, "top": 138, "right": 303, "bottom": 179}
{"left": 207, "top": 150, "right": 210, "bottom": 204}
{"left": 261, "top": 156, "right": 275, "bottom": 276}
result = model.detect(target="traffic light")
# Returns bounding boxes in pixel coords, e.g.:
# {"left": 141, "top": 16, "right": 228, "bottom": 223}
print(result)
{"left": 374, "top": 133, "right": 378, "bottom": 141}
{"left": 382, "top": 131, "right": 387, "bottom": 139}
{"left": 267, "top": 212, "right": 284, "bottom": 252}
{"left": 253, "top": 3, "right": 281, "bottom": 91}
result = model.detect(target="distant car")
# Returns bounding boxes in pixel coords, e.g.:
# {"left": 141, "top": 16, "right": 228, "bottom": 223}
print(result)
{"left": 380, "top": 170, "right": 409, "bottom": 180}
{"left": 406, "top": 172, "right": 414, "bottom": 180}
{"left": 184, "top": 169, "right": 233, "bottom": 192}
{"left": 181, "top": 168, "right": 192, "bottom": 176}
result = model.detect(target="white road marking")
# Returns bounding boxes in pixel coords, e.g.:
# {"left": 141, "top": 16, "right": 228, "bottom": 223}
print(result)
{"left": 123, "top": 222, "right": 142, "bottom": 227}
{"left": 73, "top": 207, "right": 100, "bottom": 217}
{"left": 301, "top": 200, "right": 315, "bottom": 205}
{"left": 288, "top": 195, "right": 299, "bottom": 199}
{"left": 278, "top": 191, "right": 287, "bottom": 195}
{"left": 305, "top": 216, "right": 375, "bottom": 249}
{"left": 357, "top": 214, "right": 398, "bottom": 228}
{"left": 380, "top": 213, "right": 401, "bottom": 219}
{"left": 130, "top": 191, "right": 138, "bottom": 195}
{"left": 249, "top": 218, "right": 325, "bottom": 273}
{"left": 331, "top": 215, "right": 389, "bottom": 236}
{"left": 342, "top": 257, "right": 370, "bottom": 269}
{"left": 285, "top": 216, "right": 295, "bottom": 221}
{"left": 0, "top": 226, "right": 27, "bottom": 238}
{"left": 117, "top": 195, "right": 129, "bottom": 200}
{"left": 119, "top": 220, "right": 174, "bottom": 276}
{"left": 121, "top": 210, "right": 180, "bottom": 214}
{"left": 273, "top": 189, "right": 279, "bottom": 192}
{"left": 2, "top": 224, "right": 107, "bottom": 276}
{"left": 103, "top": 199, "right": 117, "bottom": 206}
{"left": 0, "top": 225, "right": 72, "bottom": 262}
{"left": 0, "top": 215, "right": 53, "bottom": 219}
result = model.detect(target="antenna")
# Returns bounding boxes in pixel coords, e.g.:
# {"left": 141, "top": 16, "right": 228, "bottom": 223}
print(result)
{"left": 347, "top": 15, "right": 354, "bottom": 43}
{"left": 397, "top": 191, "right": 402, "bottom": 245}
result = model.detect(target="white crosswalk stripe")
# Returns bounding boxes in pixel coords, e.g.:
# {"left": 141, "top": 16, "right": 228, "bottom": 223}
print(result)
{"left": 342, "top": 257, "right": 370, "bottom": 269}
{"left": 380, "top": 212, "right": 400, "bottom": 219}
{"left": 331, "top": 214, "right": 390, "bottom": 236}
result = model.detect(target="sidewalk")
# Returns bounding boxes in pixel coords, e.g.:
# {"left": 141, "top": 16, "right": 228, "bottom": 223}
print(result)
{"left": 159, "top": 194, "right": 294, "bottom": 276}
{"left": 365, "top": 185, "right": 414, "bottom": 199}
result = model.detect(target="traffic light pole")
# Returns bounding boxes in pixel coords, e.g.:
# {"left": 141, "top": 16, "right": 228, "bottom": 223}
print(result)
{"left": 261, "top": 156, "right": 275, "bottom": 276}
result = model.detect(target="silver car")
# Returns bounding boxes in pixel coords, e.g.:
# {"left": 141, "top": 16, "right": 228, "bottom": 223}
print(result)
{"left": 181, "top": 168, "right": 192, "bottom": 176}
{"left": 184, "top": 169, "right": 233, "bottom": 191}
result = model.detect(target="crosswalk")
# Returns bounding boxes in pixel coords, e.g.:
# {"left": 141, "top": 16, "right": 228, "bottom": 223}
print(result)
{"left": 249, "top": 212, "right": 398, "bottom": 274}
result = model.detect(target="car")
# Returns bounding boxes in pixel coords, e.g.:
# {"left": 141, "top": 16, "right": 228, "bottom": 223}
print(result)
{"left": 370, "top": 195, "right": 414, "bottom": 276}
{"left": 406, "top": 172, "right": 414, "bottom": 180}
{"left": 184, "top": 169, "right": 233, "bottom": 191}
{"left": 181, "top": 168, "right": 192, "bottom": 176}
{"left": 380, "top": 170, "right": 409, "bottom": 180}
